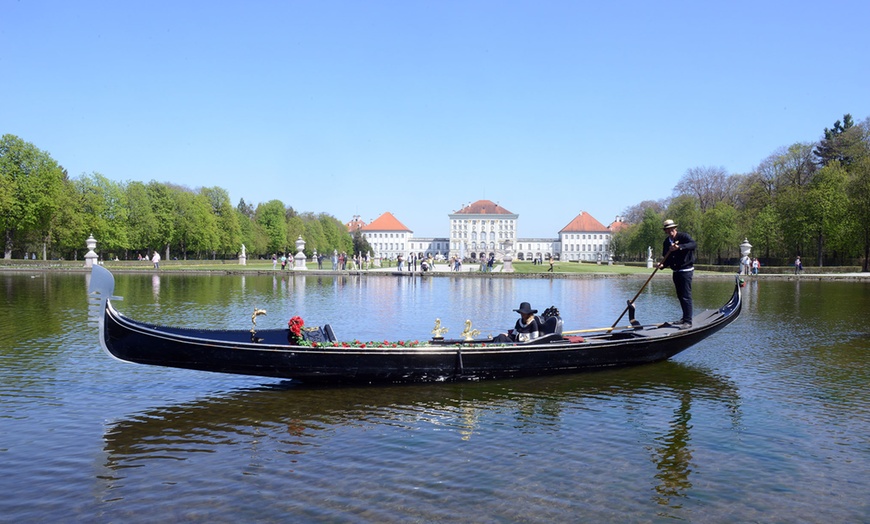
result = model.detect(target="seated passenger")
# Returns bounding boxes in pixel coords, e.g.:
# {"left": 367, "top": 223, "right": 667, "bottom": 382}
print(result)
{"left": 493, "top": 302, "right": 543, "bottom": 343}
{"left": 512, "top": 302, "right": 542, "bottom": 341}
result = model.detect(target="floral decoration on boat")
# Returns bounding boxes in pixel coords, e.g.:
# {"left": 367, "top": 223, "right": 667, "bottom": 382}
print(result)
{"left": 301, "top": 339, "right": 422, "bottom": 348}
{"left": 287, "top": 316, "right": 305, "bottom": 343}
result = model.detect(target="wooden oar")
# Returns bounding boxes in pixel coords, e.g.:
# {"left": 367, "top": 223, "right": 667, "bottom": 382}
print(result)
{"left": 608, "top": 251, "right": 672, "bottom": 330}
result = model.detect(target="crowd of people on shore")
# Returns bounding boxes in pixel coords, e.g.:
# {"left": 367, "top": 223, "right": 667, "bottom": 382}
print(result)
{"left": 740, "top": 255, "right": 761, "bottom": 275}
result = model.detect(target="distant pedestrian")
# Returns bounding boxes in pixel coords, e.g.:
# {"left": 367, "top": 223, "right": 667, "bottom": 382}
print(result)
{"left": 794, "top": 256, "right": 803, "bottom": 275}
{"left": 151, "top": 251, "right": 161, "bottom": 269}
{"left": 740, "top": 255, "right": 751, "bottom": 275}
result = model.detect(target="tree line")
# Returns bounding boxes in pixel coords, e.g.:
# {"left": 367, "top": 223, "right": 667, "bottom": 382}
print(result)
{"left": 1, "top": 133, "right": 369, "bottom": 261}
{"left": 3, "top": 113, "right": 869, "bottom": 269}
{"left": 610, "top": 114, "right": 870, "bottom": 271}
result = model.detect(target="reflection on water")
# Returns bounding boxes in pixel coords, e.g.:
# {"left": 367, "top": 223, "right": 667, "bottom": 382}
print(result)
{"left": 652, "top": 389, "right": 693, "bottom": 509}
{"left": 2, "top": 272, "right": 869, "bottom": 523}
{"left": 100, "top": 363, "right": 740, "bottom": 520}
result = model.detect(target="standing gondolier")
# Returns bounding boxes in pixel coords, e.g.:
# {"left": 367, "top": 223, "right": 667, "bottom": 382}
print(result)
{"left": 658, "top": 219, "right": 697, "bottom": 328}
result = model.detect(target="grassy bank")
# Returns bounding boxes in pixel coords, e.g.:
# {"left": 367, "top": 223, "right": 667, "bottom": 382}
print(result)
{"left": 0, "top": 258, "right": 865, "bottom": 278}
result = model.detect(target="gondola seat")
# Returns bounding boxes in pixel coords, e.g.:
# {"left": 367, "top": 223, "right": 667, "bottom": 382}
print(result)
{"left": 302, "top": 324, "right": 338, "bottom": 343}
{"left": 541, "top": 315, "right": 563, "bottom": 335}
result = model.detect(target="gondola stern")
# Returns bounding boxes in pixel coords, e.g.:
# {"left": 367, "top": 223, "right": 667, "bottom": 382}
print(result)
{"left": 88, "top": 265, "right": 128, "bottom": 363}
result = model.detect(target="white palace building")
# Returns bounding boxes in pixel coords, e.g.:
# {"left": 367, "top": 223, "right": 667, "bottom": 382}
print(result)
{"left": 350, "top": 200, "right": 627, "bottom": 263}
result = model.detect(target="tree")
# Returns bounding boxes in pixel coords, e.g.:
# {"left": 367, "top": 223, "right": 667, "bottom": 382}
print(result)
{"left": 49, "top": 178, "right": 88, "bottom": 258}
{"left": 145, "top": 181, "right": 177, "bottom": 259}
{"left": 237, "top": 198, "right": 255, "bottom": 219}
{"left": 748, "top": 205, "right": 780, "bottom": 260}
{"left": 627, "top": 208, "right": 664, "bottom": 260}
{"left": 201, "top": 187, "right": 241, "bottom": 257}
{"left": 171, "top": 188, "right": 218, "bottom": 259}
{"left": 256, "top": 200, "right": 288, "bottom": 254}
{"left": 847, "top": 155, "right": 870, "bottom": 271}
{"left": 674, "top": 166, "right": 735, "bottom": 212}
{"left": 700, "top": 202, "right": 738, "bottom": 264}
{"left": 126, "top": 181, "right": 158, "bottom": 258}
{"left": 775, "top": 184, "right": 811, "bottom": 259}
{"left": 71, "top": 173, "right": 130, "bottom": 256}
{"left": 237, "top": 207, "right": 267, "bottom": 255}
{"left": 804, "top": 162, "right": 849, "bottom": 266}
{"left": 352, "top": 230, "right": 372, "bottom": 257}
{"left": 664, "top": 196, "right": 702, "bottom": 240}
{"left": 302, "top": 216, "right": 326, "bottom": 256}
{"left": 620, "top": 200, "right": 666, "bottom": 225}
{"left": 0, "top": 135, "right": 67, "bottom": 258}
{"left": 814, "top": 114, "right": 859, "bottom": 167}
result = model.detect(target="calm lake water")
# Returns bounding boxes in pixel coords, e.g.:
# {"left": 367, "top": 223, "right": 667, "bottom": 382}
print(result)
{"left": 1, "top": 271, "right": 868, "bottom": 523}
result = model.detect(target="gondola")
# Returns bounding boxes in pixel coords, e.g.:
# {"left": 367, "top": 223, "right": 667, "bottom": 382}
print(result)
{"left": 88, "top": 265, "right": 741, "bottom": 384}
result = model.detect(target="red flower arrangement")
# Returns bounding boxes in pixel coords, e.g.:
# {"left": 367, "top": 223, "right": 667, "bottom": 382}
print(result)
{"left": 287, "top": 316, "right": 304, "bottom": 343}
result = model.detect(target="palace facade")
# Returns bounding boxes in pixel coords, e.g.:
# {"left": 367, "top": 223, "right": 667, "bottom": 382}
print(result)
{"left": 353, "top": 200, "right": 625, "bottom": 262}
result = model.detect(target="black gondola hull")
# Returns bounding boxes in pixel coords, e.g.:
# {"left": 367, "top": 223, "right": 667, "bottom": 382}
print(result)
{"left": 88, "top": 266, "right": 741, "bottom": 384}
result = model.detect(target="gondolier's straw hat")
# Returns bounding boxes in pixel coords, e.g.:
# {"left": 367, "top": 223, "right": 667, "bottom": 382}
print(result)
{"left": 662, "top": 219, "right": 678, "bottom": 230}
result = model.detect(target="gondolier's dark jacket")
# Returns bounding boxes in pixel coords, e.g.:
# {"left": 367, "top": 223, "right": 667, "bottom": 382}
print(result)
{"left": 661, "top": 232, "right": 697, "bottom": 271}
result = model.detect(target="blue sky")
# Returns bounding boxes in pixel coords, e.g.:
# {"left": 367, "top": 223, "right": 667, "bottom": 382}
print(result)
{"left": 3, "top": 1, "right": 869, "bottom": 237}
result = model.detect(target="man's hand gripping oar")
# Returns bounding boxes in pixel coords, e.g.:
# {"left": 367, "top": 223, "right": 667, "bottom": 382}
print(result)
{"left": 608, "top": 250, "right": 673, "bottom": 331}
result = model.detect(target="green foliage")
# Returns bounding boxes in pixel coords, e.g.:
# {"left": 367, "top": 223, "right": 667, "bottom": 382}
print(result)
{"left": 805, "top": 162, "right": 849, "bottom": 265}
{"left": 635, "top": 208, "right": 664, "bottom": 258}
{"left": 3, "top": 115, "right": 869, "bottom": 268}
{"left": 352, "top": 230, "right": 372, "bottom": 256}
{"left": 303, "top": 218, "right": 326, "bottom": 256}
{"left": 125, "top": 181, "right": 158, "bottom": 257}
{"left": 815, "top": 114, "right": 857, "bottom": 167}
{"left": 73, "top": 173, "right": 130, "bottom": 254}
{"left": 664, "top": 196, "right": 702, "bottom": 240}
{"left": 748, "top": 205, "right": 780, "bottom": 258}
{"left": 145, "top": 181, "right": 177, "bottom": 256}
{"left": 201, "top": 186, "right": 241, "bottom": 257}
{"left": 286, "top": 215, "right": 305, "bottom": 252}
{"left": 699, "top": 202, "right": 738, "bottom": 264}
{"left": 847, "top": 156, "right": 870, "bottom": 270}
{"left": 171, "top": 189, "right": 219, "bottom": 259}
{"left": 256, "top": 200, "right": 289, "bottom": 254}
{"left": 0, "top": 134, "right": 67, "bottom": 258}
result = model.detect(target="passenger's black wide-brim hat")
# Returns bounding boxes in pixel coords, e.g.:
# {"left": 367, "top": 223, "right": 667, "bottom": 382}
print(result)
{"left": 514, "top": 302, "right": 537, "bottom": 315}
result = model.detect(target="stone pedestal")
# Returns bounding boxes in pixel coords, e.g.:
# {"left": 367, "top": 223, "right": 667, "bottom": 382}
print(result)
{"left": 294, "top": 236, "right": 307, "bottom": 270}
{"left": 84, "top": 234, "right": 99, "bottom": 268}
{"left": 502, "top": 253, "right": 514, "bottom": 273}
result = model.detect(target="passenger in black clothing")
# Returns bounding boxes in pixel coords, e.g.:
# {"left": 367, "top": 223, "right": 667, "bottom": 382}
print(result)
{"left": 511, "top": 302, "right": 542, "bottom": 342}
{"left": 492, "top": 302, "right": 542, "bottom": 343}
{"left": 657, "top": 219, "right": 697, "bottom": 328}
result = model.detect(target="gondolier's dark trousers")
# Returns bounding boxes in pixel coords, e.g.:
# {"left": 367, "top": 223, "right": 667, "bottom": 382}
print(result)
{"left": 673, "top": 268, "right": 693, "bottom": 323}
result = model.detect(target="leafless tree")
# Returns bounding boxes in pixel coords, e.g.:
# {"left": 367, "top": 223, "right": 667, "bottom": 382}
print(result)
{"left": 673, "top": 166, "right": 733, "bottom": 212}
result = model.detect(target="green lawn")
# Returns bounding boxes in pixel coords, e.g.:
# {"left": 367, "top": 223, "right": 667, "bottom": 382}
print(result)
{"left": 508, "top": 261, "right": 651, "bottom": 275}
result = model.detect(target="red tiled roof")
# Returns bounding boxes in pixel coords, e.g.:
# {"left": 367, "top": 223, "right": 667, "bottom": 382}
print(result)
{"left": 608, "top": 219, "right": 629, "bottom": 233}
{"left": 361, "top": 212, "right": 412, "bottom": 232}
{"left": 559, "top": 212, "right": 609, "bottom": 233}
{"left": 346, "top": 217, "right": 367, "bottom": 232}
{"left": 454, "top": 200, "right": 513, "bottom": 215}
